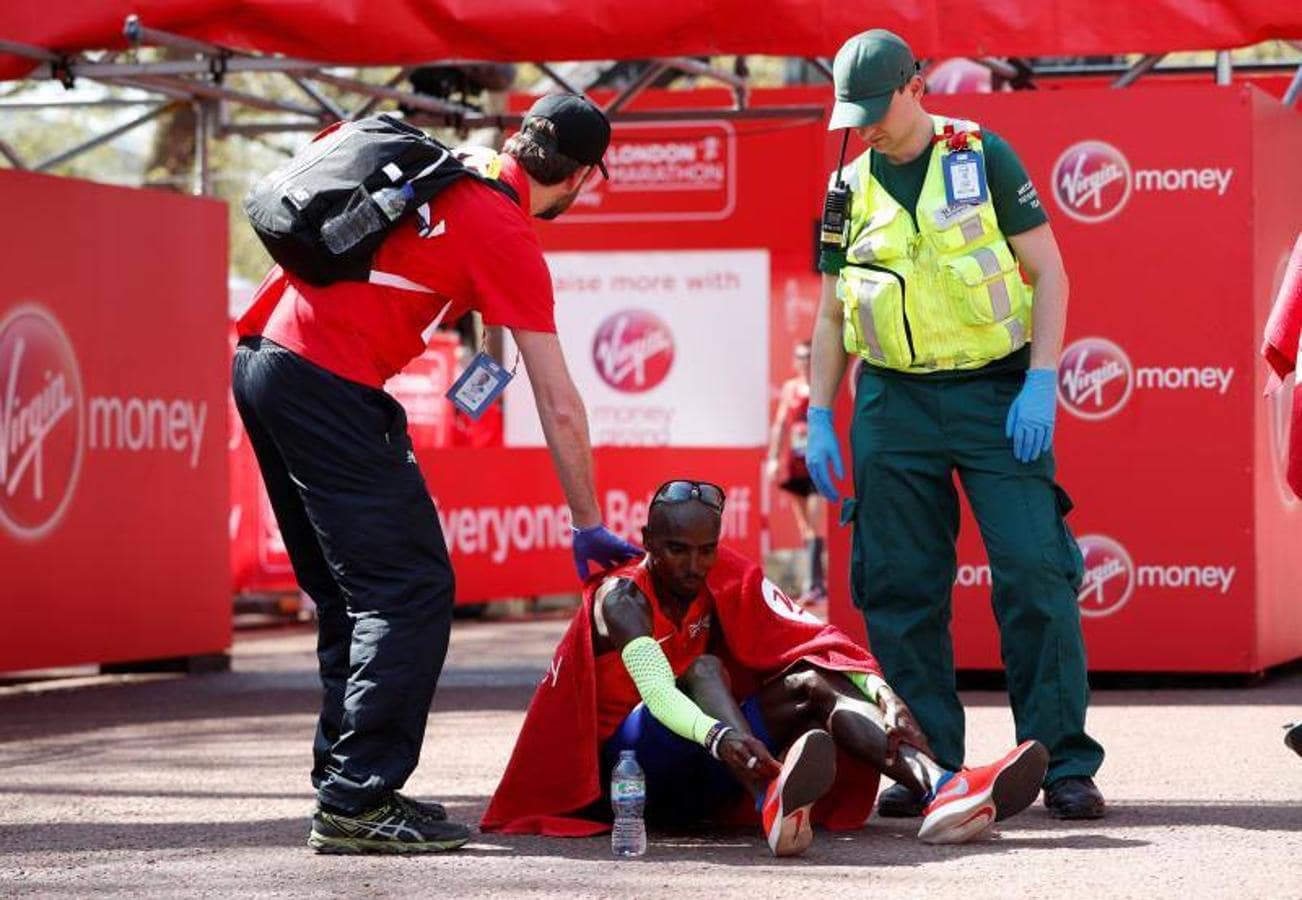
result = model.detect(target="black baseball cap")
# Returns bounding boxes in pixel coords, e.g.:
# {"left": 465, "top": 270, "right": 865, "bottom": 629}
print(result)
{"left": 522, "top": 93, "right": 611, "bottom": 179}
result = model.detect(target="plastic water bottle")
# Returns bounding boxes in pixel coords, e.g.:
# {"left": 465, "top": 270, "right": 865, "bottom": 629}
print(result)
{"left": 320, "top": 184, "right": 413, "bottom": 254}
{"left": 610, "top": 749, "right": 647, "bottom": 857}
{"left": 372, "top": 183, "right": 413, "bottom": 222}
{"left": 320, "top": 200, "right": 384, "bottom": 253}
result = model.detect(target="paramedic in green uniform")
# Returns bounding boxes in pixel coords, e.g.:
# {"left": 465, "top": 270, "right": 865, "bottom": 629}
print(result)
{"left": 805, "top": 29, "right": 1105, "bottom": 820}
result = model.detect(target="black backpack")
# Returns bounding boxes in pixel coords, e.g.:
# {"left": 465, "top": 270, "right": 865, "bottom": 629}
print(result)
{"left": 243, "top": 115, "right": 518, "bottom": 286}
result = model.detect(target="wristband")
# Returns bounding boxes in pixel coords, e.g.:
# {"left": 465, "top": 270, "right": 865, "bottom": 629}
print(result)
{"left": 706, "top": 723, "right": 735, "bottom": 759}
{"left": 846, "top": 670, "right": 889, "bottom": 704}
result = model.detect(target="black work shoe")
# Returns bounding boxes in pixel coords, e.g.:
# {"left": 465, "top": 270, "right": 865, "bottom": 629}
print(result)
{"left": 394, "top": 791, "right": 448, "bottom": 821}
{"left": 308, "top": 796, "right": 470, "bottom": 854}
{"left": 1043, "top": 776, "right": 1106, "bottom": 820}
{"left": 1285, "top": 722, "right": 1302, "bottom": 757}
{"left": 877, "top": 782, "right": 927, "bottom": 818}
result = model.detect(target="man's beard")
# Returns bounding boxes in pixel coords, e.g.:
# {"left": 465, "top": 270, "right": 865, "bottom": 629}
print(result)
{"left": 536, "top": 186, "right": 581, "bottom": 220}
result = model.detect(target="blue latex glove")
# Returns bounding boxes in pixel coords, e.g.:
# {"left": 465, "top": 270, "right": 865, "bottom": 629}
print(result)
{"left": 805, "top": 405, "right": 844, "bottom": 502}
{"left": 1005, "top": 368, "right": 1058, "bottom": 463}
{"left": 572, "top": 524, "right": 641, "bottom": 580}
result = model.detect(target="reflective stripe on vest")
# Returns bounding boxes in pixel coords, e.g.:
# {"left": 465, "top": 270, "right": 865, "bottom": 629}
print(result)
{"left": 849, "top": 279, "right": 887, "bottom": 363}
{"left": 970, "top": 247, "right": 1012, "bottom": 319}
{"left": 835, "top": 115, "right": 1033, "bottom": 373}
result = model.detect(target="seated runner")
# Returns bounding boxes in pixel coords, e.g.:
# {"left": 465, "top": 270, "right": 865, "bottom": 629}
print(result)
{"left": 482, "top": 480, "right": 1048, "bottom": 855}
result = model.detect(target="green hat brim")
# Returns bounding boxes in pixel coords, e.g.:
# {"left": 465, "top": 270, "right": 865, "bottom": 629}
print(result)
{"left": 828, "top": 93, "right": 893, "bottom": 130}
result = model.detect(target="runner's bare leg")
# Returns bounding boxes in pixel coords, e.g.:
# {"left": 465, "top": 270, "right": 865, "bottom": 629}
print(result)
{"left": 756, "top": 663, "right": 947, "bottom": 796}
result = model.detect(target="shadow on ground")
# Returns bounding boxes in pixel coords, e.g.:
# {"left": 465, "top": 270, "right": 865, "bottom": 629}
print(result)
{"left": 0, "top": 811, "right": 1149, "bottom": 865}
{"left": 0, "top": 675, "right": 534, "bottom": 748}
{"left": 6, "top": 790, "right": 1295, "bottom": 864}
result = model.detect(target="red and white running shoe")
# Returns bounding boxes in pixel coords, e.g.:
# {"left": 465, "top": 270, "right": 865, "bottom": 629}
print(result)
{"left": 760, "top": 729, "right": 837, "bottom": 857}
{"left": 917, "top": 739, "right": 1048, "bottom": 845}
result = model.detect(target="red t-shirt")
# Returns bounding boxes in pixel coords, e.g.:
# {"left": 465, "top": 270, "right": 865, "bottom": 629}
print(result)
{"left": 237, "top": 153, "right": 556, "bottom": 388}
{"left": 780, "top": 378, "right": 811, "bottom": 478}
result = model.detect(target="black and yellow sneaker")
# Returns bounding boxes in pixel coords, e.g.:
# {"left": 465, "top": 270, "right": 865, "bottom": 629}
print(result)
{"left": 312, "top": 792, "right": 447, "bottom": 822}
{"left": 308, "top": 795, "right": 470, "bottom": 854}
{"left": 393, "top": 791, "right": 448, "bottom": 821}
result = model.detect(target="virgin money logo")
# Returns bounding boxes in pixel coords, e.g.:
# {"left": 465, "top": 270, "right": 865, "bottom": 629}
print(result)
{"left": 0, "top": 305, "right": 85, "bottom": 541}
{"left": 592, "top": 309, "right": 675, "bottom": 393}
{"left": 1058, "top": 337, "right": 1134, "bottom": 420}
{"left": 1076, "top": 534, "right": 1135, "bottom": 618}
{"left": 1052, "top": 141, "right": 1132, "bottom": 224}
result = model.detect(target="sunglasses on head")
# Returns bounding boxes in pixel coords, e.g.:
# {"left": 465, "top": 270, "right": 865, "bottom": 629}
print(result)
{"left": 651, "top": 480, "right": 726, "bottom": 513}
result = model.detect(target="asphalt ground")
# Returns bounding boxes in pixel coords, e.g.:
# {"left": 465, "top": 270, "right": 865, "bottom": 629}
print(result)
{"left": 1, "top": 617, "right": 1299, "bottom": 899}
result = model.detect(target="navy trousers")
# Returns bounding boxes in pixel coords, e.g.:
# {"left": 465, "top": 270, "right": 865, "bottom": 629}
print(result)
{"left": 232, "top": 337, "right": 456, "bottom": 814}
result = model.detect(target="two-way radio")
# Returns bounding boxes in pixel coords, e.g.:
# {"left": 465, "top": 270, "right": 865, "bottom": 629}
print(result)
{"left": 819, "top": 130, "right": 853, "bottom": 251}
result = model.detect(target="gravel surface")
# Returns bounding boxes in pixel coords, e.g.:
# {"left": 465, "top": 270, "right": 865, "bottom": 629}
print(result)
{"left": 1, "top": 618, "right": 1299, "bottom": 899}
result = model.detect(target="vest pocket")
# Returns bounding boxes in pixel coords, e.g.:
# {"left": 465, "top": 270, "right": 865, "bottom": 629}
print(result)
{"left": 941, "top": 243, "right": 1024, "bottom": 325}
{"left": 847, "top": 204, "right": 909, "bottom": 264}
{"left": 838, "top": 266, "right": 912, "bottom": 369}
{"left": 928, "top": 203, "right": 996, "bottom": 253}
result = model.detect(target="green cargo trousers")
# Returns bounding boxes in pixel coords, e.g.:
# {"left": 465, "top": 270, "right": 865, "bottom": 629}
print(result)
{"left": 845, "top": 365, "right": 1104, "bottom": 783}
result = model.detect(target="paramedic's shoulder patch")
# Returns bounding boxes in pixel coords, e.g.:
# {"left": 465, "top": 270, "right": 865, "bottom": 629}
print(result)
{"left": 1016, "top": 180, "right": 1042, "bottom": 210}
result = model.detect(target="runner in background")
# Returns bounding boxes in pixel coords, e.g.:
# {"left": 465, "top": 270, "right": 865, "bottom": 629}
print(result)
{"left": 765, "top": 341, "right": 826, "bottom": 603}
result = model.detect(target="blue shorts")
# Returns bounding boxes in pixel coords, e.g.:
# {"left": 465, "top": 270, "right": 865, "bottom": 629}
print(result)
{"left": 600, "top": 696, "right": 777, "bottom": 825}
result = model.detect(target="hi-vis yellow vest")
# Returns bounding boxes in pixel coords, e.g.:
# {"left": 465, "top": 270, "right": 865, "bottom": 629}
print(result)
{"left": 836, "top": 116, "right": 1033, "bottom": 373}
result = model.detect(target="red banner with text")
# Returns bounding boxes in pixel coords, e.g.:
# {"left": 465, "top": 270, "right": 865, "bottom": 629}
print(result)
{"left": 1, "top": 171, "right": 230, "bottom": 672}
{"left": 425, "top": 447, "right": 762, "bottom": 602}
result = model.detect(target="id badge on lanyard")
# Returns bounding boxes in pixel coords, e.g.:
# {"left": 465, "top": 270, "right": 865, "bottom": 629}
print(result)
{"left": 447, "top": 350, "right": 514, "bottom": 419}
{"left": 943, "top": 150, "right": 989, "bottom": 206}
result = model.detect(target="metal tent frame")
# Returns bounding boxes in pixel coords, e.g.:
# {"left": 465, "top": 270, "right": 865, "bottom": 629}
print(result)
{"left": 1, "top": 15, "right": 1299, "bottom": 195}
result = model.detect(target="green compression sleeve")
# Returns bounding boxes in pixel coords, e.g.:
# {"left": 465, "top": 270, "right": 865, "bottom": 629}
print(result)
{"left": 620, "top": 637, "right": 721, "bottom": 746}
{"left": 846, "top": 670, "right": 888, "bottom": 704}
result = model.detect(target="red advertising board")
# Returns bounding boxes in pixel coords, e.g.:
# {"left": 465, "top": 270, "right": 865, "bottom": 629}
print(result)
{"left": 825, "top": 85, "right": 1302, "bottom": 673}
{"left": 423, "top": 447, "right": 762, "bottom": 602}
{"left": 1248, "top": 91, "right": 1302, "bottom": 671}
{"left": 1, "top": 170, "right": 230, "bottom": 672}
{"left": 565, "top": 121, "right": 736, "bottom": 223}
{"left": 529, "top": 89, "right": 828, "bottom": 553}
{"left": 231, "top": 445, "right": 763, "bottom": 603}
{"left": 226, "top": 83, "right": 1301, "bottom": 672}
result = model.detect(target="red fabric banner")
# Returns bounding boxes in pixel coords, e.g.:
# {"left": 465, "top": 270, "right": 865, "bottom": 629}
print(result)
{"left": 4, "top": 2, "right": 1301, "bottom": 79}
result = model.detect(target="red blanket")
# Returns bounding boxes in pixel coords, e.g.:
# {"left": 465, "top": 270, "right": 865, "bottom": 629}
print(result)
{"left": 480, "top": 546, "right": 883, "bottom": 836}
{"left": 1260, "top": 233, "right": 1302, "bottom": 499}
